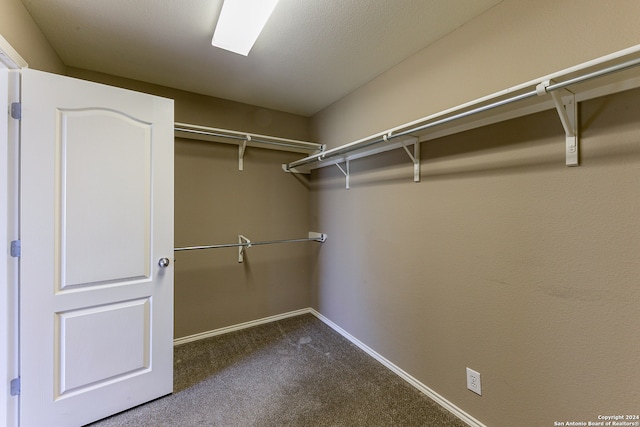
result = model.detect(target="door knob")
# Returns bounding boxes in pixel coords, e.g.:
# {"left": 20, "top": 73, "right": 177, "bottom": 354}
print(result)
{"left": 158, "top": 257, "right": 170, "bottom": 268}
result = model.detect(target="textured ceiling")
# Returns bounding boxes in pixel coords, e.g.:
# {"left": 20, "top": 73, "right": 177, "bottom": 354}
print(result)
{"left": 20, "top": 0, "right": 502, "bottom": 116}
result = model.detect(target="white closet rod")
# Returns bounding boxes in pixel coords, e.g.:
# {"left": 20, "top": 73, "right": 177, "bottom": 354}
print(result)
{"left": 285, "top": 54, "right": 640, "bottom": 170}
{"left": 174, "top": 122, "right": 324, "bottom": 153}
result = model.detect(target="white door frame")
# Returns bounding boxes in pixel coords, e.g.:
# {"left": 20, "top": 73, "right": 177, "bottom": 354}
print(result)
{"left": 1, "top": 34, "right": 28, "bottom": 427}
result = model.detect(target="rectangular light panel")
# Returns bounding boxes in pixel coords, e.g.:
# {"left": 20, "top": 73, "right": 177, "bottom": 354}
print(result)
{"left": 212, "top": 0, "right": 280, "bottom": 56}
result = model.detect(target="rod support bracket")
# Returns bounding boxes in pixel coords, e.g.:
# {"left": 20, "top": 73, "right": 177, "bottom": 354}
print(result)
{"left": 238, "top": 234, "right": 251, "bottom": 263}
{"left": 308, "top": 232, "right": 327, "bottom": 242}
{"left": 335, "top": 160, "right": 350, "bottom": 189}
{"left": 239, "top": 136, "right": 250, "bottom": 171}
{"left": 536, "top": 80, "right": 579, "bottom": 166}
{"left": 397, "top": 136, "right": 420, "bottom": 182}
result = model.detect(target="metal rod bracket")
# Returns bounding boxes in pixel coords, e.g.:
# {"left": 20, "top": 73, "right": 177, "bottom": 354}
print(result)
{"left": 536, "top": 80, "right": 579, "bottom": 166}
{"left": 335, "top": 160, "right": 350, "bottom": 189}
{"left": 238, "top": 234, "right": 251, "bottom": 263}
{"left": 397, "top": 136, "right": 421, "bottom": 182}
{"left": 308, "top": 232, "right": 327, "bottom": 242}
{"left": 238, "top": 136, "right": 250, "bottom": 171}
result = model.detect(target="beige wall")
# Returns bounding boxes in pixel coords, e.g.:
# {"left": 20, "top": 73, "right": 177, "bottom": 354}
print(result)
{"left": 173, "top": 139, "right": 312, "bottom": 337}
{"left": 309, "top": 0, "right": 640, "bottom": 426}
{"left": 0, "top": 0, "right": 65, "bottom": 73}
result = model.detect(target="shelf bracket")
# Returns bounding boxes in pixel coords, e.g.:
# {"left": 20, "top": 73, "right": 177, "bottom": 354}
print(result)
{"left": 335, "top": 160, "right": 350, "bottom": 189}
{"left": 536, "top": 80, "right": 579, "bottom": 166}
{"left": 238, "top": 234, "right": 251, "bottom": 263}
{"left": 238, "top": 136, "right": 249, "bottom": 171}
{"left": 388, "top": 134, "right": 421, "bottom": 182}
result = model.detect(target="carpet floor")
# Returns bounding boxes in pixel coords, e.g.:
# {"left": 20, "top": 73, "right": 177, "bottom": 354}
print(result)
{"left": 88, "top": 314, "right": 467, "bottom": 426}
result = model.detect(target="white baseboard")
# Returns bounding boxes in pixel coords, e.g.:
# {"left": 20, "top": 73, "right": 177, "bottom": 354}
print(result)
{"left": 173, "top": 308, "right": 312, "bottom": 346}
{"left": 174, "top": 307, "right": 486, "bottom": 427}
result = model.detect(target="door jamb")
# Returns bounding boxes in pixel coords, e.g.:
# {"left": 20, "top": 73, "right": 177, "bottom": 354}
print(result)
{"left": 1, "top": 33, "right": 27, "bottom": 427}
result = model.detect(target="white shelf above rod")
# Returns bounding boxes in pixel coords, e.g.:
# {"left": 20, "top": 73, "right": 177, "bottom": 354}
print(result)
{"left": 284, "top": 45, "right": 640, "bottom": 180}
{"left": 174, "top": 232, "right": 327, "bottom": 263}
{"left": 174, "top": 122, "right": 325, "bottom": 171}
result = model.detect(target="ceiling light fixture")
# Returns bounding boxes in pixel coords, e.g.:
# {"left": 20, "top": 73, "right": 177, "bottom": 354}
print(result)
{"left": 212, "top": 0, "right": 280, "bottom": 56}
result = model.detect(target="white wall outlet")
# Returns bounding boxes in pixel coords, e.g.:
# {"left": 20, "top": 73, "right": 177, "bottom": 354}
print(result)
{"left": 466, "top": 367, "right": 482, "bottom": 395}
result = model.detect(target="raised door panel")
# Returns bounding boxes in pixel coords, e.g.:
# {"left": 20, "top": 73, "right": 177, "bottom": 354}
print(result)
{"left": 58, "top": 109, "right": 152, "bottom": 289}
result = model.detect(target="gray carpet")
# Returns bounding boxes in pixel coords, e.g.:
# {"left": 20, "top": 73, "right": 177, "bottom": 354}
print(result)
{"left": 88, "top": 314, "right": 467, "bottom": 426}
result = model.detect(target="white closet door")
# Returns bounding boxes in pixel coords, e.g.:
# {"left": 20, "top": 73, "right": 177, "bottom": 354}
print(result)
{"left": 19, "top": 68, "right": 174, "bottom": 427}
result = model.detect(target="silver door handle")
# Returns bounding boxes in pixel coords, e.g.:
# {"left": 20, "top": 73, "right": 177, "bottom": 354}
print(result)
{"left": 158, "top": 258, "right": 170, "bottom": 268}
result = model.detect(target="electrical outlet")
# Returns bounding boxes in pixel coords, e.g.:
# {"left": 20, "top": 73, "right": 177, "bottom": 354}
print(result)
{"left": 466, "top": 367, "right": 482, "bottom": 395}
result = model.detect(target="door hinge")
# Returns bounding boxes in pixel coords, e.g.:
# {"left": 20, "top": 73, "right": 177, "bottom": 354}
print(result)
{"left": 10, "top": 377, "right": 20, "bottom": 396}
{"left": 10, "top": 240, "right": 20, "bottom": 257}
{"left": 10, "top": 102, "right": 21, "bottom": 120}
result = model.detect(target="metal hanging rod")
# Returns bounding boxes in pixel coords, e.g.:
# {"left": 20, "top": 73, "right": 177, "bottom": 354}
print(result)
{"left": 175, "top": 232, "right": 327, "bottom": 263}
{"left": 174, "top": 235, "right": 327, "bottom": 252}
{"left": 285, "top": 53, "right": 640, "bottom": 171}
